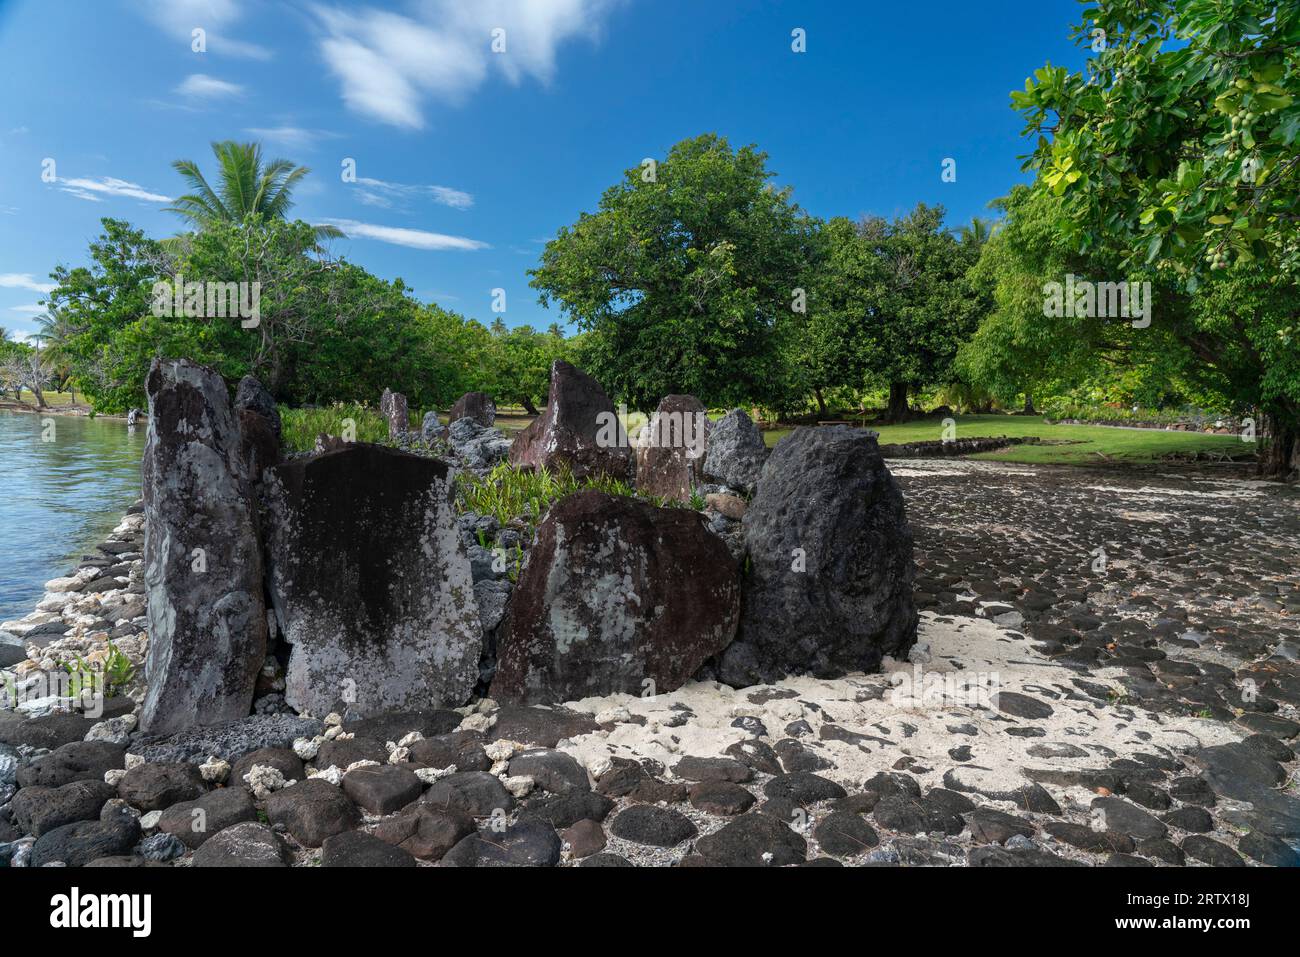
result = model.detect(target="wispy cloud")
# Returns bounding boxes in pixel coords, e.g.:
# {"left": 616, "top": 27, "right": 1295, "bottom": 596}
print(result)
{"left": 245, "top": 126, "right": 341, "bottom": 151}
{"left": 55, "top": 177, "right": 171, "bottom": 204}
{"left": 354, "top": 176, "right": 473, "bottom": 211}
{"left": 136, "top": 0, "right": 272, "bottom": 60}
{"left": 8, "top": 304, "right": 48, "bottom": 315}
{"left": 176, "top": 73, "right": 245, "bottom": 99}
{"left": 0, "top": 274, "right": 56, "bottom": 294}
{"left": 311, "top": 0, "right": 619, "bottom": 129}
{"left": 321, "top": 219, "right": 489, "bottom": 251}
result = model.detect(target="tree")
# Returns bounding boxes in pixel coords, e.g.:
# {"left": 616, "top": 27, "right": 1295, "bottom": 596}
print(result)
{"left": 488, "top": 324, "right": 570, "bottom": 414}
{"left": 1012, "top": 0, "right": 1300, "bottom": 476}
{"left": 530, "top": 133, "right": 819, "bottom": 410}
{"left": 1, "top": 341, "right": 50, "bottom": 408}
{"left": 956, "top": 216, "right": 997, "bottom": 247}
{"left": 166, "top": 140, "right": 343, "bottom": 242}
{"left": 807, "top": 204, "right": 981, "bottom": 420}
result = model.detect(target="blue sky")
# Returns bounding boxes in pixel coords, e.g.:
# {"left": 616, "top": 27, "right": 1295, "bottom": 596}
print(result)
{"left": 0, "top": 0, "right": 1087, "bottom": 340}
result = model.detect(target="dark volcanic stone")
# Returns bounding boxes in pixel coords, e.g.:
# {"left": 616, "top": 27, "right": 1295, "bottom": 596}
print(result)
{"left": 995, "top": 691, "right": 1055, "bottom": 720}
{"left": 321, "top": 830, "right": 417, "bottom": 867}
{"left": 720, "top": 426, "right": 916, "bottom": 685}
{"left": 1238, "top": 830, "right": 1300, "bottom": 867}
{"left": 1136, "top": 838, "right": 1185, "bottom": 865}
{"left": 192, "top": 822, "right": 289, "bottom": 867}
{"left": 344, "top": 710, "right": 462, "bottom": 742}
{"left": 814, "top": 812, "right": 879, "bottom": 857}
{"left": 342, "top": 764, "right": 424, "bottom": 815}
{"left": 262, "top": 443, "right": 482, "bottom": 716}
{"left": 1091, "top": 797, "right": 1168, "bottom": 841}
{"left": 16, "top": 741, "right": 125, "bottom": 788}
{"left": 635, "top": 394, "right": 710, "bottom": 501}
{"left": 508, "top": 360, "right": 631, "bottom": 480}
{"left": 421, "top": 771, "right": 514, "bottom": 818}
{"left": 31, "top": 818, "right": 141, "bottom": 867}
{"left": 129, "top": 713, "right": 323, "bottom": 764}
{"left": 157, "top": 787, "right": 257, "bottom": 848}
{"left": 688, "top": 781, "right": 757, "bottom": 816}
{"left": 409, "top": 731, "right": 489, "bottom": 772}
{"left": 1043, "top": 821, "right": 1135, "bottom": 854}
{"left": 492, "top": 490, "right": 739, "bottom": 704}
{"left": 118, "top": 762, "right": 208, "bottom": 812}
{"left": 521, "top": 789, "right": 615, "bottom": 829}
{"left": 489, "top": 706, "right": 600, "bottom": 747}
{"left": 1181, "top": 835, "right": 1245, "bottom": 867}
{"left": 701, "top": 409, "right": 768, "bottom": 495}
{"left": 1192, "top": 742, "right": 1286, "bottom": 802}
{"left": 581, "top": 852, "right": 634, "bottom": 867}
{"left": 448, "top": 391, "right": 496, "bottom": 428}
{"left": 608, "top": 805, "right": 698, "bottom": 846}
{"left": 264, "top": 779, "right": 361, "bottom": 847}
{"left": 316, "top": 736, "right": 388, "bottom": 770}
{"left": 695, "top": 812, "right": 807, "bottom": 866}
{"left": 763, "top": 772, "right": 847, "bottom": 805}
{"left": 1162, "top": 806, "right": 1214, "bottom": 833}
{"left": 964, "top": 807, "right": 1036, "bottom": 844}
{"left": 1169, "top": 776, "right": 1216, "bottom": 807}
{"left": 968, "top": 846, "right": 1084, "bottom": 867}
{"left": 673, "top": 755, "right": 752, "bottom": 784}
{"left": 138, "top": 358, "right": 267, "bottom": 735}
{"left": 442, "top": 817, "right": 562, "bottom": 867}
{"left": 11, "top": 780, "right": 116, "bottom": 836}
{"left": 725, "top": 739, "right": 783, "bottom": 775}
{"left": 561, "top": 818, "right": 607, "bottom": 858}
{"left": 507, "top": 749, "right": 589, "bottom": 793}
{"left": 371, "top": 805, "right": 475, "bottom": 861}
{"left": 0, "top": 710, "right": 97, "bottom": 749}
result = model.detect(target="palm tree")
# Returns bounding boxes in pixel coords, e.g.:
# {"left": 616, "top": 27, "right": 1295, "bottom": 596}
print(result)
{"left": 956, "top": 216, "right": 997, "bottom": 247}
{"left": 165, "top": 140, "right": 343, "bottom": 240}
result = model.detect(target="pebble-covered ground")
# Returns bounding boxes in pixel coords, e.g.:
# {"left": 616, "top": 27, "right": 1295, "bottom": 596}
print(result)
{"left": 1, "top": 459, "right": 1297, "bottom": 867}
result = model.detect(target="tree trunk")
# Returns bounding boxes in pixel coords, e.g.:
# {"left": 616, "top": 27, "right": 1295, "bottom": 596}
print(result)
{"left": 1023, "top": 393, "right": 1036, "bottom": 415}
{"left": 522, "top": 397, "right": 539, "bottom": 416}
{"left": 1259, "top": 411, "right": 1300, "bottom": 481}
{"left": 31, "top": 386, "right": 48, "bottom": 409}
{"left": 814, "top": 388, "right": 827, "bottom": 417}
{"left": 886, "top": 382, "right": 910, "bottom": 421}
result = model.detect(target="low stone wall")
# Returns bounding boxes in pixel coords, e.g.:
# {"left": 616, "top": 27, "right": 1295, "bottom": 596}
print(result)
{"left": 879, "top": 436, "right": 1039, "bottom": 458}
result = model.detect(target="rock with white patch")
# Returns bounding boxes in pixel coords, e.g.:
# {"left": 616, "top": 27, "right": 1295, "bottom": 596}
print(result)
{"left": 509, "top": 360, "right": 631, "bottom": 480}
{"left": 261, "top": 443, "right": 482, "bottom": 717}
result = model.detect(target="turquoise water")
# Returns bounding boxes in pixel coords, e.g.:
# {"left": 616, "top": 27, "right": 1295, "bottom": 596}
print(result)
{"left": 0, "top": 411, "right": 145, "bottom": 625}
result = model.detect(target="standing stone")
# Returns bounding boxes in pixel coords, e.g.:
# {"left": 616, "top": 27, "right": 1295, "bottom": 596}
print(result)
{"left": 702, "top": 409, "right": 769, "bottom": 494}
{"left": 234, "top": 375, "right": 281, "bottom": 481}
{"left": 139, "top": 359, "right": 267, "bottom": 735}
{"left": 719, "top": 426, "right": 916, "bottom": 686}
{"left": 635, "top": 395, "right": 710, "bottom": 502}
{"left": 492, "top": 490, "right": 739, "bottom": 705}
{"left": 379, "top": 388, "right": 409, "bottom": 439}
{"left": 421, "top": 411, "right": 448, "bottom": 444}
{"left": 509, "top": 361, "right": 631, "bottom": 480}
{"left": 261, "top": 444, "right": 482, "bottom": 716}
{"left": 448, "top": 392, "right": 496, "bottom": 428}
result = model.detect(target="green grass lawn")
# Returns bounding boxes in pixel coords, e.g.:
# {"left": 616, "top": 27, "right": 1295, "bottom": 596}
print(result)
{"left": 763, "top": 415, "right": 1249, "bottom": 466}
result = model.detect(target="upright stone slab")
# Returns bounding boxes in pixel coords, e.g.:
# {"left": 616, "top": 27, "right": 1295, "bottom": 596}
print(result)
{"left": 139, "top": 359, "right": 267, "bottom": 735}
{"left": 635, "top": 394, "right": 710, "bottom": 502}
{"left": 379, "top": 389, "right": 409, "bottom": 439}
{"left": 261, "top": 444, "right": 482, "bottom": 716}
{"left": 702, "top": 408, "right": 769, "bottom": 494}
{"left": 448, "top": 392, "right": 496, "bottom": 428}
{"left": 492, "top": 490, "right": 739, "bottom": 705}
{"left": 509, "top": 361, "right": 631, "bottom": 480}
{"left": 234, "top": 375, "right": 281, "bottom": 482}
{"left": 719, "top": 426, "right": 917, "bottom": 686}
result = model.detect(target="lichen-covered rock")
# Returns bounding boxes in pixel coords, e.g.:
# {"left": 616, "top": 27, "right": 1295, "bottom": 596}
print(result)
{"left": 234, "top": 375, "right": 281, "bottom": 481}
{"left": 449, "top": 391, "right": 497, "bottom": 428}
{"left": 702, "top": 409, "right": 769, "bottom": 494}
{"left": 447, "top": 418, "right": 512, "bottom": 472}
{"left": 379, "top": 388, "right": 409, "bottom": 438}
{"left": 509, "top": 361, "right": 631, "bottom": 480}
{"left": 719, "top": 426, "right": 916, "bottom": 686}
{"left": 635, "top": 394, "right": 710, "bottom": 502}
{"left": 261, "top": 443, "right": 482, "bottom": 717}
{"left": 492, "top": 490, "right": 740, "bottom": 704}
{"left": 139, "top": 358, "right": 268, "bottom": 735}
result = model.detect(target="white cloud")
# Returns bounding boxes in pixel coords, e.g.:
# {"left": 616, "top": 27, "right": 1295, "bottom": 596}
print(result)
{"left": 176, "top": 73, "right": 245, "bottom": 99}
{"left": 137, "top": 0, "right": 272, "bottom": 59}
{"left": 8, "top": 304, "right": 47, "bottom": 314}
{"left": 312, "top": 0, "right": 619, "bottom": 129}
{"left": 354, "top": 176, "right": 473, "bottom": 210}
{"left": 0, "top": 274, "right": 56, "bottom": 294}
{"left": 55, "top": 177, "right": 171, "bottom": 204}
{"left": 245, "top": 126, "right": 341, "bottom": 151}
{"left": 321, "top": 219, "right": 489, "bottom": 251}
